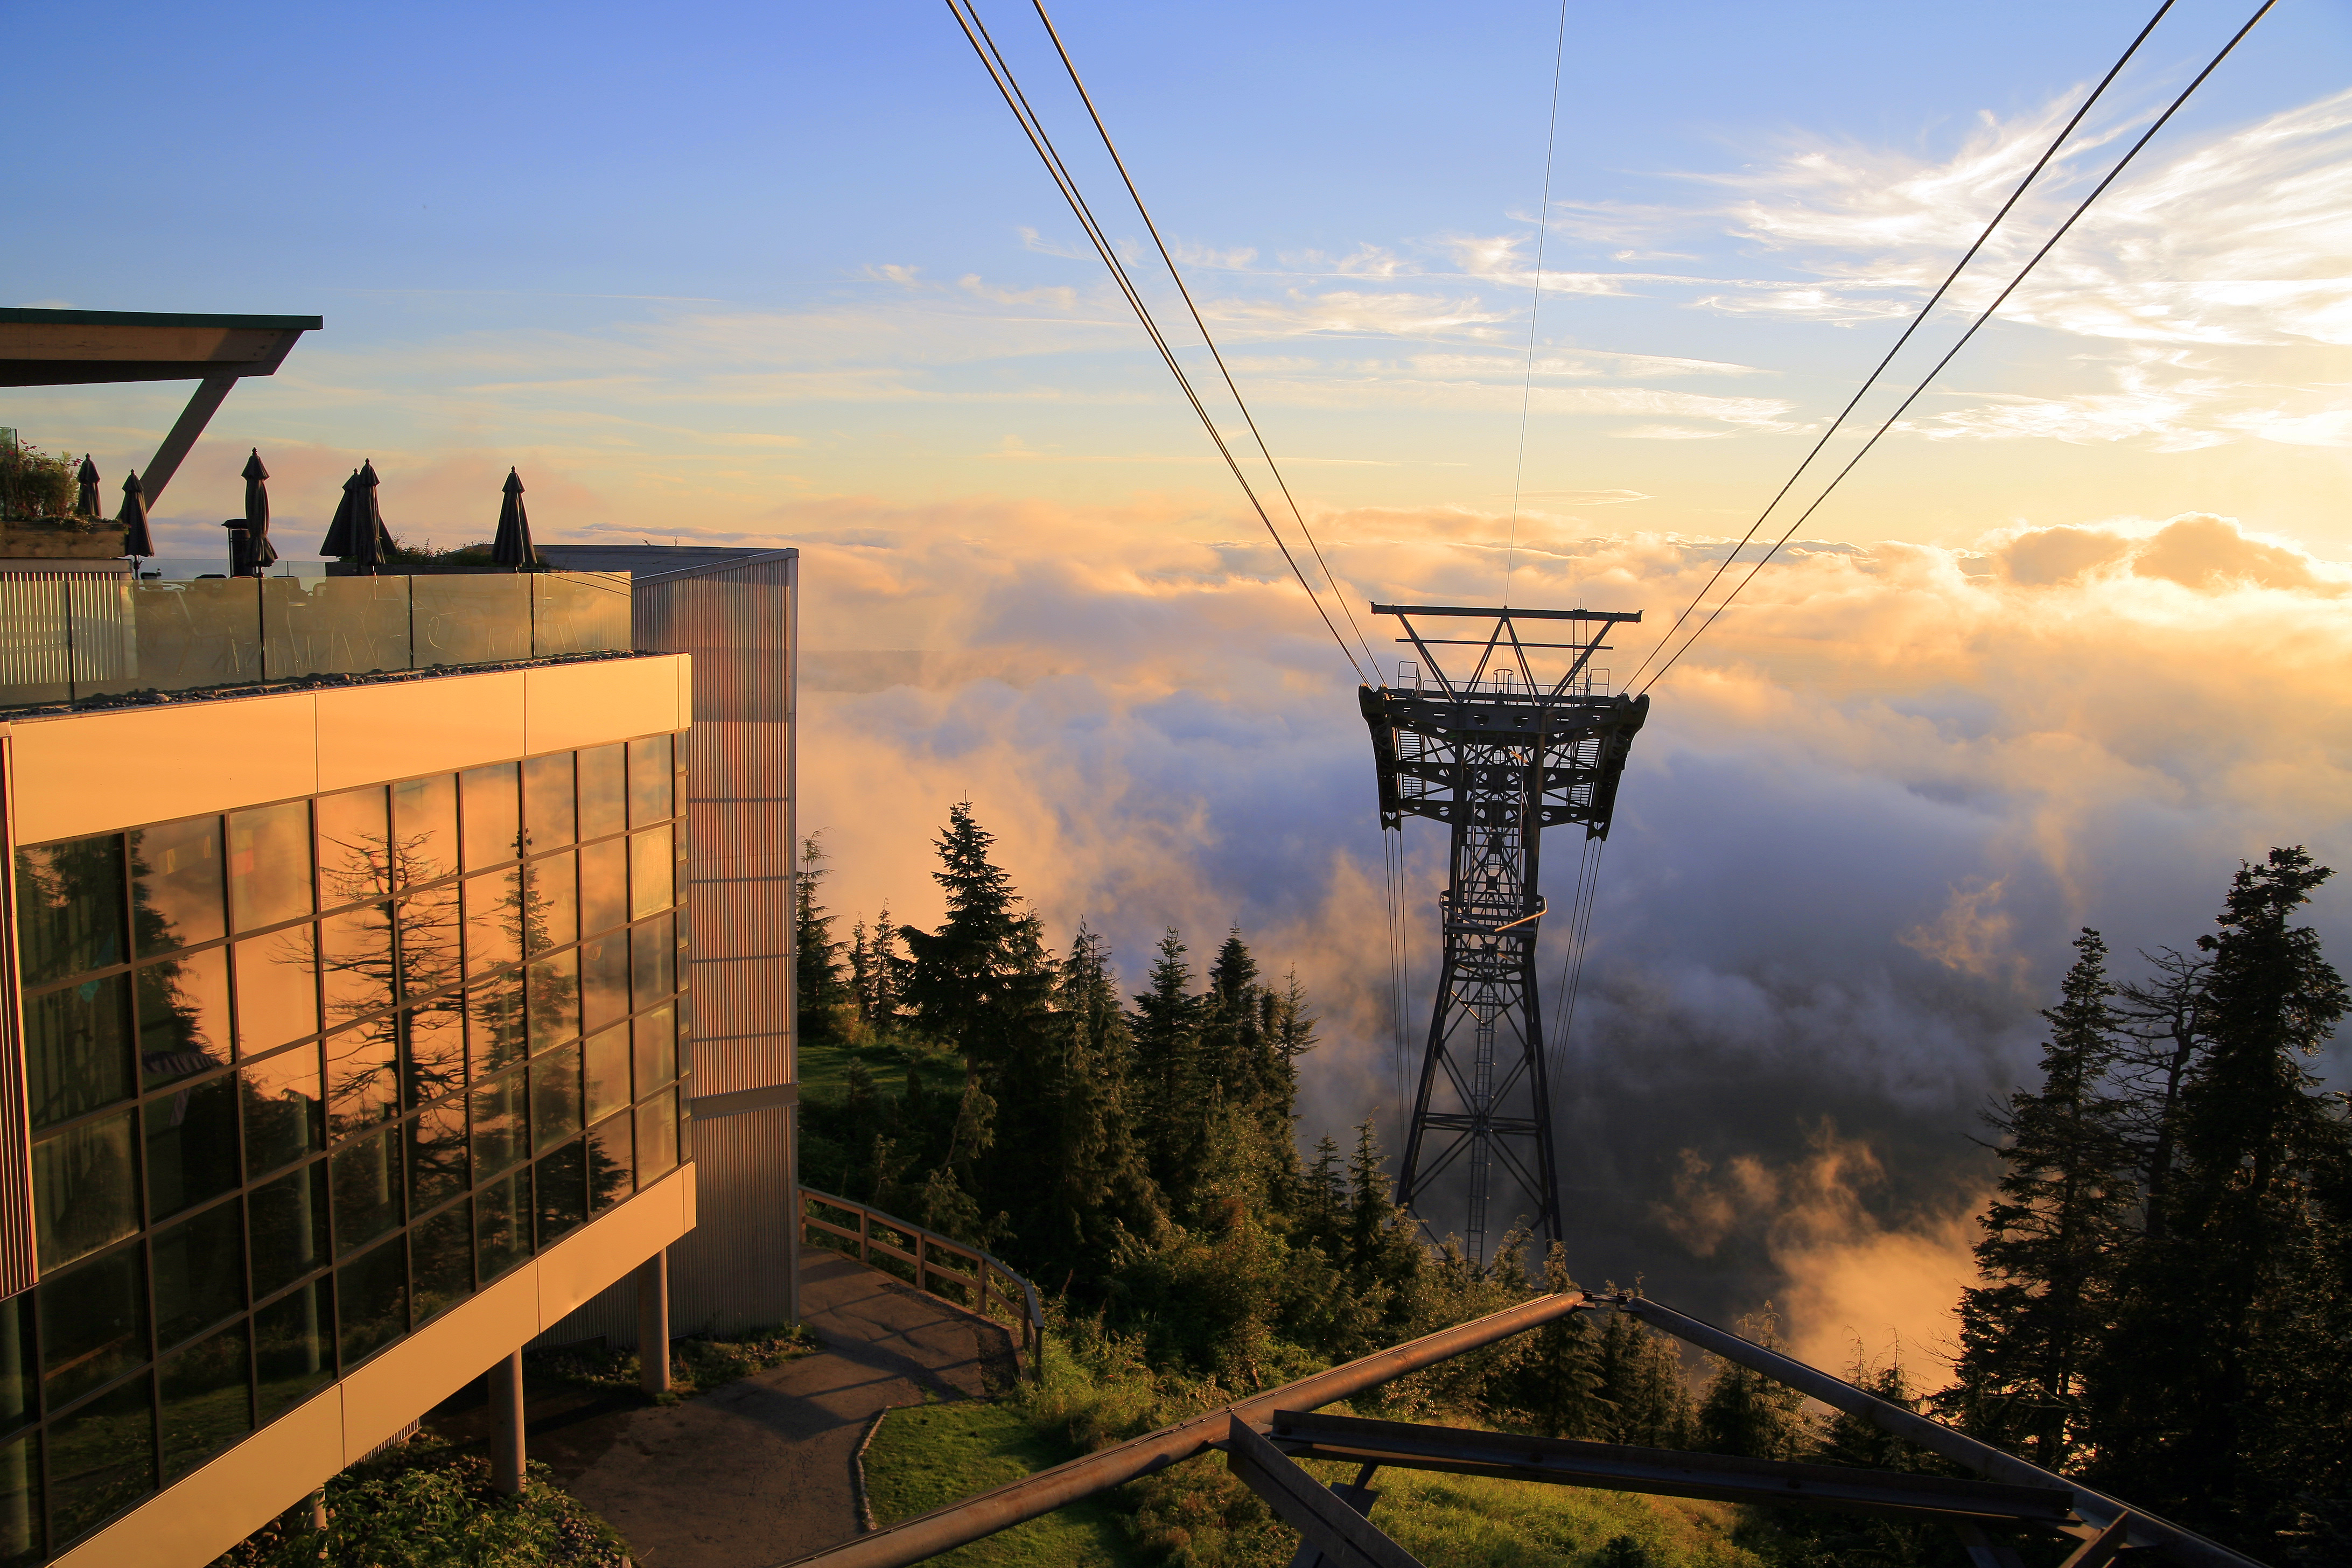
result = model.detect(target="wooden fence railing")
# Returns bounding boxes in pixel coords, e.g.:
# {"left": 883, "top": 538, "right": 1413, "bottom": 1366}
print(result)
{"left": 799, "top": 1187, "right": 1046, "bottom": 1383}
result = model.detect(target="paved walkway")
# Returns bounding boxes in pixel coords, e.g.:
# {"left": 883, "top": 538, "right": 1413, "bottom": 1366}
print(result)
{"left": 561, "top": 1249, "right": 1016, "bottom": 1567}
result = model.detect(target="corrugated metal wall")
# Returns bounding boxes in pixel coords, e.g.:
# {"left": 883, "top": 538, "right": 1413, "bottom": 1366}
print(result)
{"left": 543, "top": 550, "right": 800, "bottom": 1346}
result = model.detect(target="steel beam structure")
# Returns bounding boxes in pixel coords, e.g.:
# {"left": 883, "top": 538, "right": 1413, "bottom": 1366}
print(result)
{"left": 1361, "top": 605, "right": 1649, "bottom": 1261}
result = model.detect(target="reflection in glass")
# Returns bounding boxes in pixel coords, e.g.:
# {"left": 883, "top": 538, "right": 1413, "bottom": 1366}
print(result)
{"left": 530, "top": 1044, "right": 582, "bottom": 1154}
{"left": 410, "top": 1202, "right": 474, "bottom": 1326}
{"left": 476, "top": 1170, "right": 530, "bottom": 1283}
{"left": 321, "top": 904, "right": 395, "bottom": 1028}
{"left": 631, "top": 825, "right": 674, "bottom": 921}
{"left": 137, "top": 947, "right": 229, "bottom": 1086}
{"left": 470, "top": 1072, "right": 527, "bottom": 1181}
{"left": 131, "top": 816, "right": 225, "bottom": 955}
{"left": 153, "top": 1200, "right": 245, "bottom": 1348}
{"left": 461, "top": 762, "right": 522, "bottom": 869}
{"left": 633, "top": 1003, "right": 677, "bottom": 1094}
{"left": 0, "top": 1431, "right": 36, "bottom": 1566}
{"left": 589, "top": 1114, "right": 634, "bottom": 1213}
{"left": 14, "top": 833, "right": 126, "bottom": 985}
{"left": 160, "top": 1324, "right": 251, "bottom": 1481}
{"left": 401, "top": 997, "right": 466, "bottom": 1108}
{"left": 534, "top": 1140, "right": 586, "bottom": 1247}
{"left": 324, "top": 1024, "right": 400, "bottom": 1139}
{"left": 0, "top": 1298, "right": 31, "bottom": 1437}
{"left": 338, "top": 1236, "right": 408, "bottom": 1366}
{"left": 522, "top": 753, "right": 576, "bottom": 850}
{"left": 331, "top": 1127, "right": 402, "bottom": 1256}
{"left": 47, "top": 1372, "right": 153, "bottom": 1548}
{"left": 464, "top": 866, "right": 523, "bottom": 974}
{"left": 31, "top": 1113, "right": 138, "bottom": 1271}
{"left": 528, "top": 949, "right": 580, "bottom": 1054}
{"left": 638, "top": 1091, "right": 680, "bottom": 1184}
{"left": 39, "top": 1246, "right": 147, "bottom": 1406}
{"left": 314, "top": 786, "right": 392, "bottom": 910}
{"left": 584, "top": 1025, "right": 630, "bottom": 1125}
{"left": 24, "top": 974, "right": 132, "bottom": 1131}
{"left": 578, "top": 836, "right": 627, "bottom": 937}
{"left": 390, "top": 774, "right": 458, "bottom": 886}
{"left": 254, "top": 1277, "right": 334, "bottom": 1420}
{"left": 580, "top": 936, "right": 628, "bottom": 1034}
{"left": 241, "top": 1044, "right": 324, "bottom": 1177}
{"left": 409, "top": 1100, "right": 467, "bottom": 1214}
{"left": 577, "top": 743, "right": 626, "bottom": 840}
{"left": 228, "top": 801, "right": 313, "bottom": 933}
{"left": 396, "top": 881, "right": 461, "bottom": 1002}
{"left": 632, "top": 913, "right": 675, "bottom": 1007}
{"left": 466, "top": 971, "right": 526, "bottom": 1076}
{"left": 234, "top": 925, "right": 317, "bottom": 1055}
{"left": 145, "top": 1074, "right": 240, "bottom": 1221}
{"left": 522, "top": 850, "right": 576, "bottom": 955}
{"left": 628, "top": 733, "right": 673, "bottom": 827}
{"left": 248, "top": 1161, "right": 328, "bottom": 1298}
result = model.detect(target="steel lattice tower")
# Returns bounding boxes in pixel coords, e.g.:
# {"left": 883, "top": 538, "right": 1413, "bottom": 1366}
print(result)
{"left": 1359, "top": 605, "right": 1649, "bottom": 1264}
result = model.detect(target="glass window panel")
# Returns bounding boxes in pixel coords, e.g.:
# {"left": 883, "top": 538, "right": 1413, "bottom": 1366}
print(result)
{"left": 0, "top": 1298, "right": 32, "bottom": 1437}
{"left": 632, "top": 1002, "right": 677, "bottom": 1094}
{"left": 389, "top": 774, "right": 458, "bottom": 887}
{"left": 330, "top": 1126, "right": 402, "bottom": 1257}
{"left": 395, "top": 882, "right": 461, "bottom": 1002}
{"left": 469, "top": 1071, "right": 527, "bottom": 1182}
{"left": 136, "top": 948, "right": 230, "bottom": 1087}
{"left": 583, "top": 1025, "right": 630, "bottom": 1125}
{"left": 463, "top": 866, "right": 523, "bottom": 975}
{"left": 522, "top": 851, "right": 576, "bottom": 955}
{"left": 636, "top": 1093, "right": 677, "bottom": 1184}
{"left": 631, "top": 826, "right": 674, "bottom": 921}
{"left": 587, "top": 1114, "right": 634, "bottom": 1214}
{"left": 527, "top": 949, "right": 580, "bottom": 1054}
{"left": 254, "top": 1277, "right": 334, "bottom": 1420}
{"left": 131, "top": 816, "right": 225, "bottom": 955}
{"left": 632, "top": 913, "right": 676, "bottom": 1007}
{"left": 580, "top": 936, "right": 628, "bottom": 1034}
{"left": 241, "top": 1043, "right": 324, "bottom": 1177}
{"left": 227, "top": 801, "right": 313, "bottom": 933}
{"left": 314, "top": 786, "right": 392, "bottom": 911}
{"left": 0, "top": 1431, "right": 35, "bottom": 1567}
{"left": 337, "top": 1236, "right": 408, "bottom": 1367}
{"left": 233, "top": 925, "right": 317, "bottom": 1055}
{"left": 143, "top": 1073, "right": 240, "bottom": 1221}
{"left": 320, "top": 905, "right": 395, "bottom": 1031}
{"left": 460, "top": 762, "right": 522, "bottom": 870}
{"left": 400, "top": 996, "right": 466, "bottom": 1108}
{"left": 521, "top": 753, "right": 576, "bottom": 851}
{"left": 408, "top": 1100, "right": 467, "bottom": 1214}
{"left": 38, "top": 1246, "right": 146, "bottom": 1406}
{"left": 31, "top": 1114, "right": 138, "bottom": 1272}
{"left": 46, "top": 1372, "right": 153, "bottom": 1549}
{"left": 534, "top": 1141, "right": 586, "bottom": 1248}
{"left": 628, "top": 734, "right": 673, "bottom": 827}
{"left": 465, "top": 971, "right": 525, "bottom": 1076}
{"left": 576, "top": 743, "right": 626, "bottom": 840}
{"left": 153, "top": 1200, "right": 245, "bottom": 1349}
{"left": 475, "top": 1170, "right": 530, "bottom": 1283}
{"left": 324, "top": 1022, "right": 400, "bottom": 1140}
{"left": 13, "top": 834, "right": 127, "bottom": 986}
{"left": 410, "top": 1202, "right": 473, "bottom": 1327}
{"left": 159, "top": 1322, "right": 251, "bottom": 1482}
{"left": 577, "top": 837, "right": 627, "bottom": 937}
{"left": 530, "top": 1044, "right": 582, "bottom": 1155}
{"left": 248, "top": 1161, "right": 328, "bottom": 1299}
{"left": 24, "top": 974, "right": 133, "bottom": 1131}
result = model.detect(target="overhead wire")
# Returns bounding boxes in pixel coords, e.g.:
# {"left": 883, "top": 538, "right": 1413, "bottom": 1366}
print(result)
{"left": 1502, "top": 0, "right": 1572, "bottom": 610}
{"left": 1619, "top": 0, "right": 2178, "bottom": 692}
{"left": 1636, "top": 0, "right": 2275, "bottom": 697}
{"left": 940, "top": 0, "right": 1373, "bottom": 686}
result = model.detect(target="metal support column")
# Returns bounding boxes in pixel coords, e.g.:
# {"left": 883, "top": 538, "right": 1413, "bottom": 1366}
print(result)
{"left": 489, "top": 1350, "right": 527, "bottom": 1495}
{"left": 637, "top": 1250, "right": 673, "bottom": 1396}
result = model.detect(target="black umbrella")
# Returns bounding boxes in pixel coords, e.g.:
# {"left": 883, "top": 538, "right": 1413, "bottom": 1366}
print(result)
{"left": 350, "top": 460, "right": 388, "bottom": 573}
{"left": 118, "top": 471, "right": 155, "bottom": 558}
{"left": 243, "top": 449, "right": 278, "bottom": 572}
{"left": 492, "top": 467, "right": 536, "bottom": 570}
{"left": 76, "top": 455, "right": 101, "bottom": 519}
{"left": 320, "top": 470, "right": 359, "bottom": 557}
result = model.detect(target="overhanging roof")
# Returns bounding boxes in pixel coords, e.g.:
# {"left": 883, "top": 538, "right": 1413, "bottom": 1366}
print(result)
{"left": 0, "top": 307, "right": 321, "bottom": 388}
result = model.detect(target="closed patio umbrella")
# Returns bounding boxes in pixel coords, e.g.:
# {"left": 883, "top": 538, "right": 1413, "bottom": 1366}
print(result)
{"left": 350, "top": 460, "right": 389, "bottom": 573}
{"left": 492, "top": 468, "right": 535, "bottom": 570}
{"left": 320, "top": 470, "right": 359, "bottom": 557}
{"left": 76, "top": 456, "right": 101, "bottom": 520}
{"left": 118, "top": 471, "right": 154, "bottom": 558}
{"left": 243, "top": 449, "right": 278, "bottom": 572}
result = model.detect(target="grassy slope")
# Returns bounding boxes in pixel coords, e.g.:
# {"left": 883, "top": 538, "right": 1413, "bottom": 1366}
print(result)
{"left": 864, "top": 1396, "right": 1138, "bottom": 1568}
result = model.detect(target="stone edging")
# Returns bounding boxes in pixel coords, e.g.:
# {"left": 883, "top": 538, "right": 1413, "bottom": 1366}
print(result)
{"left": 851, "top": 1407, "right": 892, "bottom": 1534}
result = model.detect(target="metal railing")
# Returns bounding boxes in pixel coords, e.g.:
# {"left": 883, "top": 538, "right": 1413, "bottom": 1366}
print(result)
{"left": 0, "top": 569, "right": 632, "bottom": 711}
{"left": 800, "top": 1187, "right": 1046, "bottom": 1383}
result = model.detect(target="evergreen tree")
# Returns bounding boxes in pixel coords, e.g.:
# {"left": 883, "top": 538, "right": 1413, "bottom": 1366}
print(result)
{"left": 1944, "top": 929, "right": 2134, "bottom": 1469}
{"left": 1131, "top": 930, "right": 1203, "bottom": 1204}
{"left": 795, "top": 835, "right": 855, "bottom": 1053}
{"left": 1696, "top": 1306, "right": 1810, "bottom": 1459}
{"left": 1517, "top": 1245, "right": 1605, "bottom": 1438}
{"left": 1039, "top": 925, "right": 1164, "bottom": 1276}
{"left": 899, "top": 803, "right": 1052, "bottom": 1068}
{"left": 2111, "top": 946, "right": 2213, "bottom": 1242}
{"left": 1590, "top": 1310, "right": 1696, "bottom": 1449}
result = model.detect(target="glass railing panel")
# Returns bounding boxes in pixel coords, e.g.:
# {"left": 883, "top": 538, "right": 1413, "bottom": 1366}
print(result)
{"left": 116, "top": 579, "right": 266, "bottom": 696}
{"left": 533, "top": 572, "right": 632, "bottom": 657}
{"left": 412, "top": 574, "right": 530, "bottom": 669}
{"left": 63, "top": 577, "right": 141, "bottom": 698}
{"left": 263, "top": 576, "right": 413, "bottom": 678}
{"left": 0, "top": 576, "right": 75, "bottom": 707}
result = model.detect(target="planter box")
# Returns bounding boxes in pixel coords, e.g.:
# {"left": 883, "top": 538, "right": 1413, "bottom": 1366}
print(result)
{"left": 0, "top": 521, "right": 127, "bottom": 559}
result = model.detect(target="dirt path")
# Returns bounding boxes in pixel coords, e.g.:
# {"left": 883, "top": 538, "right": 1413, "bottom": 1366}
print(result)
{"left": 557, "top": 1249, "right": 1016, "bottom": 1567}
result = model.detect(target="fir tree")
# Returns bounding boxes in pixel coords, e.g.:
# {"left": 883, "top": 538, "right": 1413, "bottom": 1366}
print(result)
{"left": 1696, "top": 1306, "right": 1810, "bottom": 1460}
{"left": 1590, "top": 1310, "right": 1696, "bottom": 1448}
{"left": 2111, "top": 946, "right": 2213, "bottom": 1242}
{"left": 1131, "top": 930, "right": 1203, "bottom": 1203}
{"left": 899, "top": 803, "right": 1051, "bottom": 1068}
{"left": 795, "top": 835, "right": 855, "bottom": 1053}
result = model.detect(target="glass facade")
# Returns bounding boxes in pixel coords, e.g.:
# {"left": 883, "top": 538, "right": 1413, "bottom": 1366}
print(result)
{"left": 0, "top": 733, "right": 689, "bottom": 1562}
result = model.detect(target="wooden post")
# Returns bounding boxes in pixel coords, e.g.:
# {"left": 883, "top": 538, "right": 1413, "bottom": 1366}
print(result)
{"left": 859, "top": 1206, "right": 871, "bottom": 1265}
{"left": 636, "top": 1249, "right": 671, "bottom": 1397}
{"left": 489, "top": 1350, "right": 526, "bottom": 1494}
{"left": 915, "top": 1231, "right": 928, "bottom": 1294}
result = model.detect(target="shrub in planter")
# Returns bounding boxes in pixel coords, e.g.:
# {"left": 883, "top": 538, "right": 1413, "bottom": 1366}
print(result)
{"left": 0, "top": 437, "right": 82, "bottom": 522}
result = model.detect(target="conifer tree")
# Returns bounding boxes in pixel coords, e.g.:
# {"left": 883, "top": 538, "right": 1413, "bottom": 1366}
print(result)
{"left": 899, "top": 803, "right": 1051, "bottom": 1068}
{"left": 1131, "top": 930, "right": 1203, "bottom": 1203}
{"left": 1696, "top": 1306, "right": 1810, "bottom": 1459}
{"left": 1590, "top": 1310, "right": 1697, "bottom": 1449}
{"left": 795, "top": 835, "right": 854, "bottom": 1053}
{"left": 1040, "top": 924, "right": 1163, "bottom": 1274}
{"left": 2111, "top": 946, "right": 2213, "bottom": 1242}
{"left": 1517, "top": 1245, "right": 1605, "bottom": 1439}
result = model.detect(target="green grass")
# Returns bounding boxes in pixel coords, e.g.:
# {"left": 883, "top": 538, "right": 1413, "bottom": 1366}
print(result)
{"left": 1312, "top": 1459, "right": 1765, "bottom": 1568}
{"left": 864, "top": 1395, "right": 1139, "bottom": 1568}
{"left": 797, "top": 1032, "right": 960, "bottom": 1104}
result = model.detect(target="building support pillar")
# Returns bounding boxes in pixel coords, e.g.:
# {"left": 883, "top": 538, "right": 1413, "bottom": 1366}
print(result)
{"left": 636, "top": 1249, "right": 671, "bottom": 1397}
{"left": 489, "top": 1350, "right": 526, "bottom": 1495}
